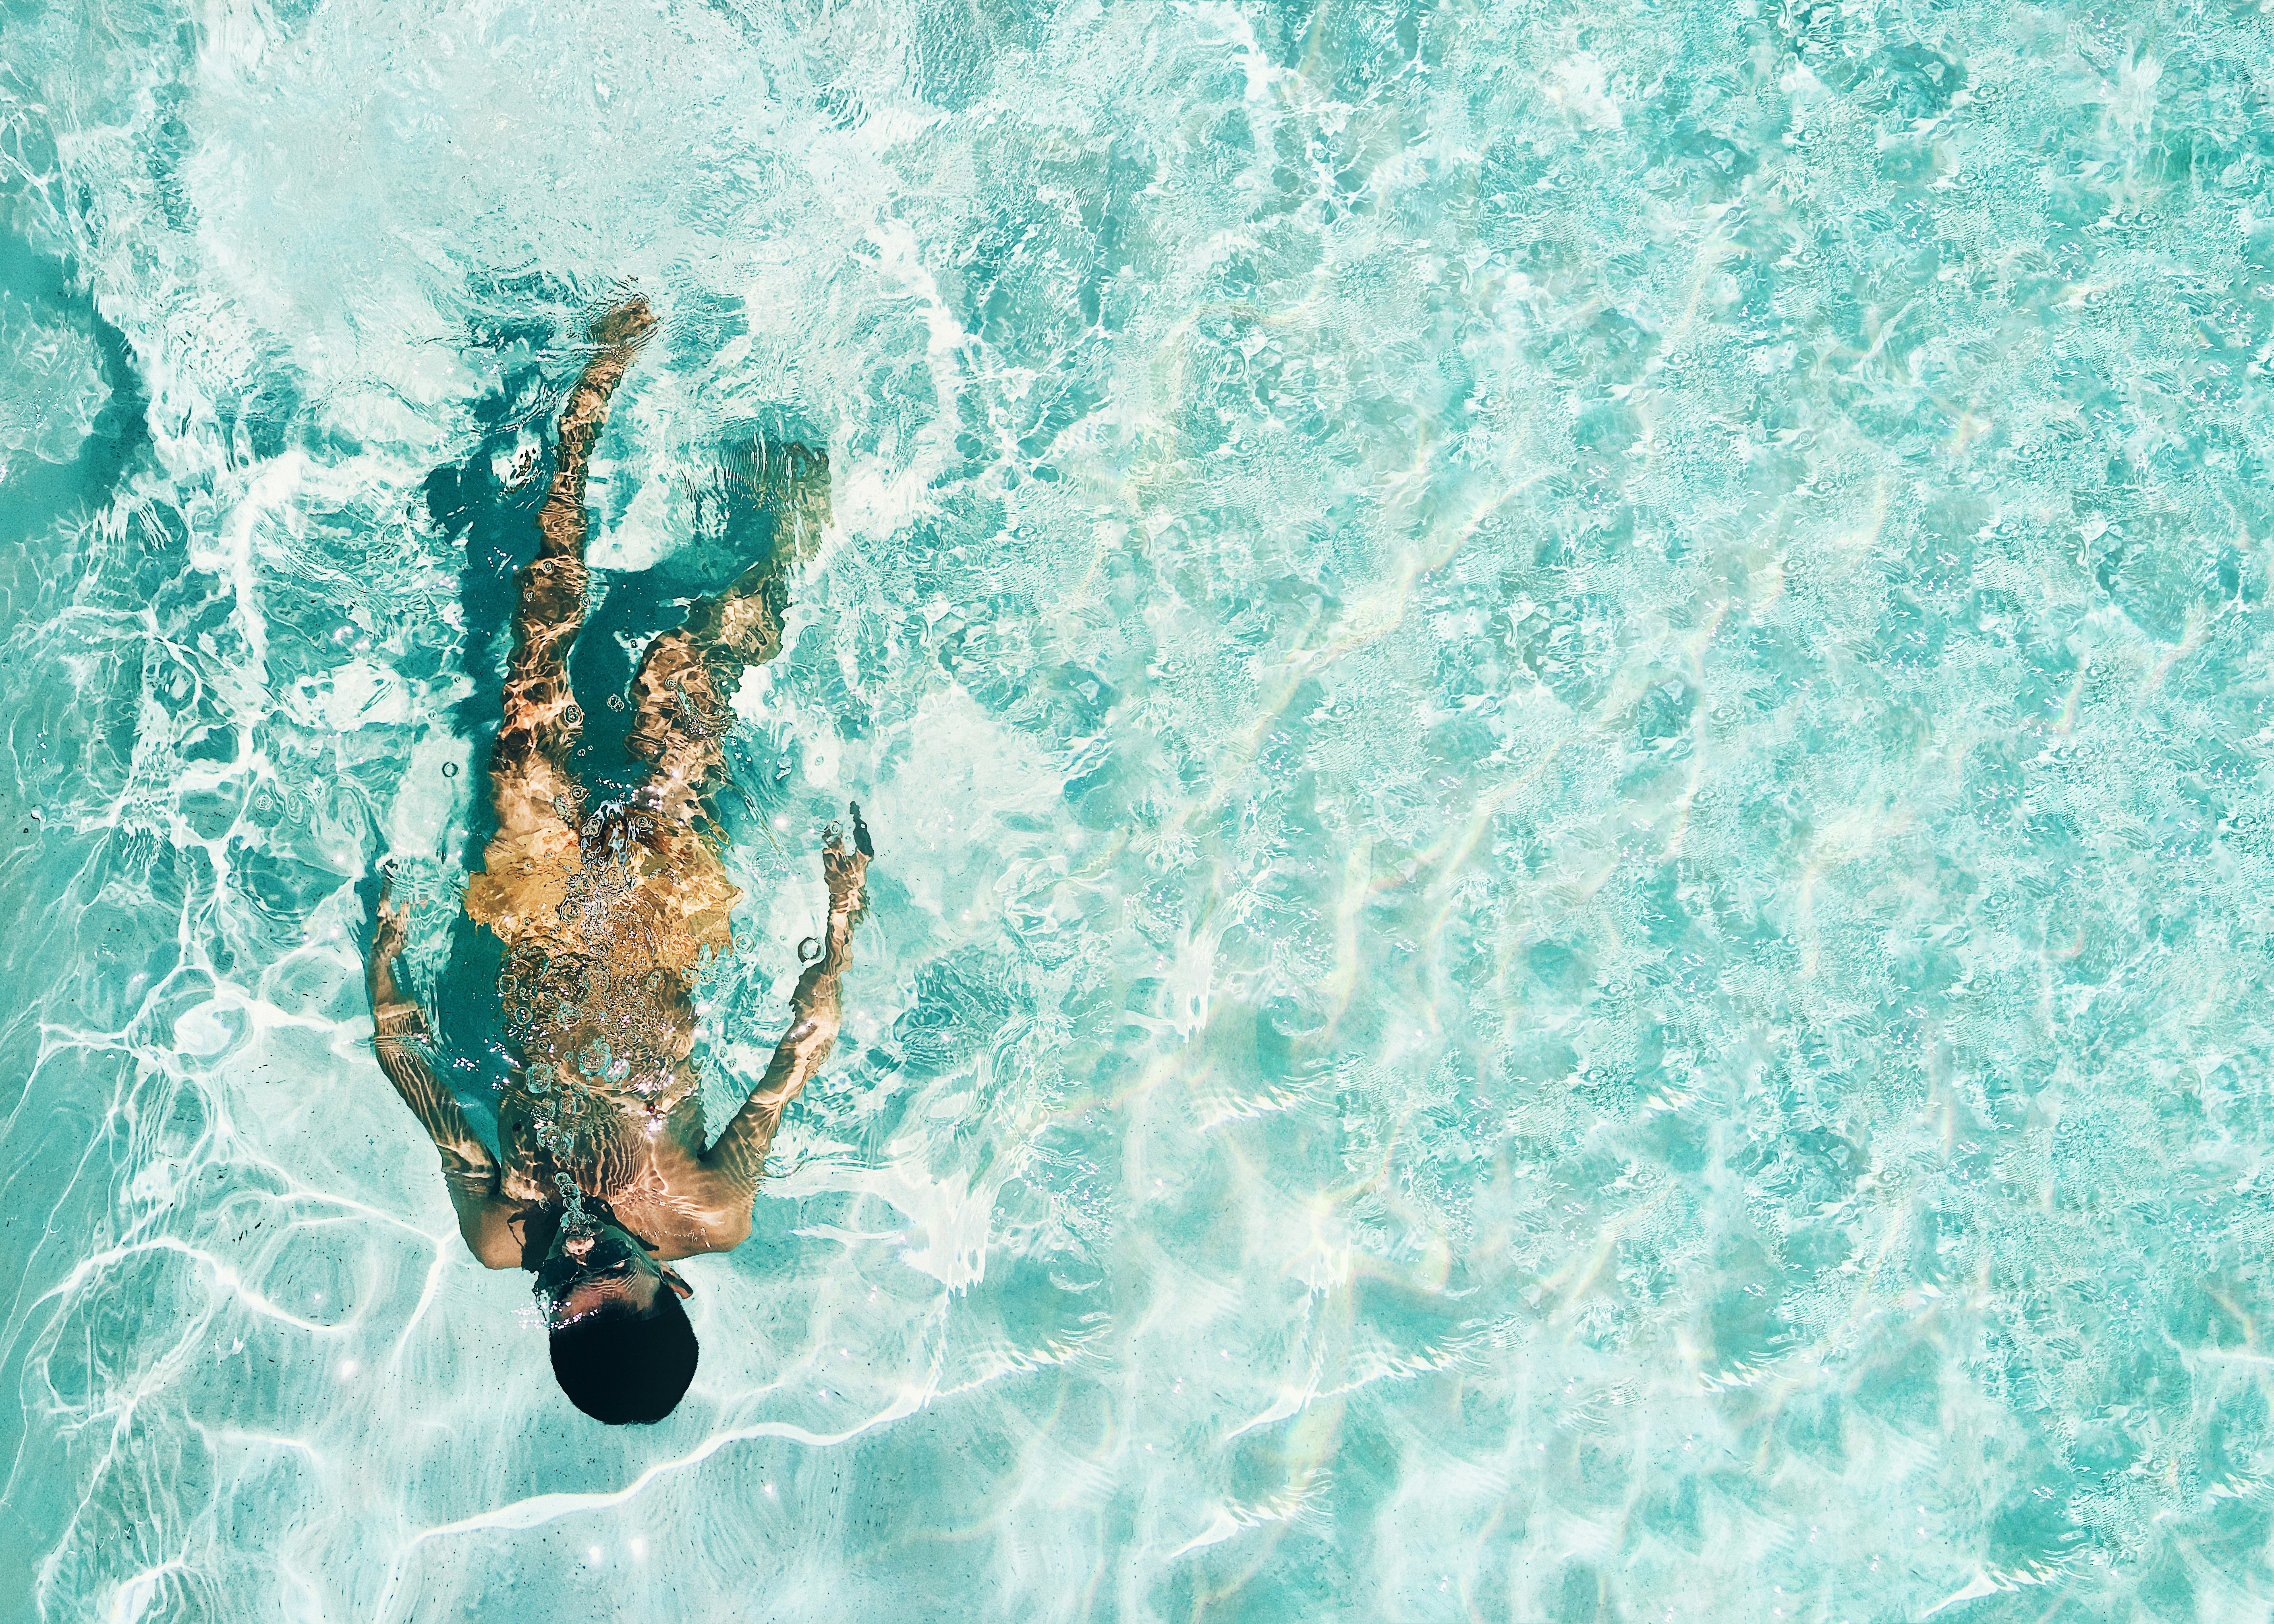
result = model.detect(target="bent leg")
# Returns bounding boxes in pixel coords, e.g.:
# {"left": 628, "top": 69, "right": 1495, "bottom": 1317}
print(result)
{"left": 626, "top": 440, "right": 829, "bottom": 828}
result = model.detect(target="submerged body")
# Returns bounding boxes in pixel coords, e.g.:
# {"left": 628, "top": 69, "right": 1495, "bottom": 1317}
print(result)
{"left": 365, "top": 295, "right": 867, "bottom": 1294}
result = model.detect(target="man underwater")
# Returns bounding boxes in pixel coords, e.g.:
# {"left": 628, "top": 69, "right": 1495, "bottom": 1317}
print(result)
{"left": 364, "top": 294, "right": 869, "bottom": 1424}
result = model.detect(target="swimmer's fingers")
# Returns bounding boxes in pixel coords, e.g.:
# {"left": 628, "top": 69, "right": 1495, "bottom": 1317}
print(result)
{"left": 359, "top": 865, "right": 408, "bottom": 962}
{"left": 371, "top": 898, "right": 411, "bottom": 965}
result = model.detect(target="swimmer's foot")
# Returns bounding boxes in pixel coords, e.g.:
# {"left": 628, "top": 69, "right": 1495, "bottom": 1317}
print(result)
{"left": 682, "top": 563, "right": 785, "bottom": 667}
{"left": 590, "top": 292, "right": 657, "bottom": 353}
{"left": 365, "top": 882, "right": 432, "bottom": 1040}
{"left": 743, "top": 440, "right": 832, "bottom": 552}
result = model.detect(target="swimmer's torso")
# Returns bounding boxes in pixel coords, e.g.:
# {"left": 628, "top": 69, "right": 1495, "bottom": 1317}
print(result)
{"left": 475, "top": 804, "right": 750, "bottom": 1256}
{"left": 363, "top": 293, "right": 861, "bottom": 1273}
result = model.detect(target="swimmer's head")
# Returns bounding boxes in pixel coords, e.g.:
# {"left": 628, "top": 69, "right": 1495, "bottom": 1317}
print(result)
{"left": 537, "top": 1215, "right": 698, "bottom": 1425}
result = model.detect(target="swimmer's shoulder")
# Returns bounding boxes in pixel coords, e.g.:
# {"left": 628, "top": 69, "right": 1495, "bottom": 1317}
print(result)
{"left": 633, "top": 1175, "right": 752, "bottom": 1260}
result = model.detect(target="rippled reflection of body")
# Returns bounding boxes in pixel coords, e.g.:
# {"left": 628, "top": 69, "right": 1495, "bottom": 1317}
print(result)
{"left": 365, "top": 295, "right": 868, "bottom": 1272}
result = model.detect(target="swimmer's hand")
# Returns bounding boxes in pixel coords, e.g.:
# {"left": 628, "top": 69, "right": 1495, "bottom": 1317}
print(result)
{"left": 369, "top": 932, "right": 422, "bottom": 1041}
{"left": 352, "top": 864, "right": 395, "bottom": 959}
{"left": 370, "top": 892, "right": 410, "bottom": 973}
{"left": 364, "top": 870, "right": 427, "bottom": 1041}
{"left": 823, "top": 802, "right": 871, "bottom": 930}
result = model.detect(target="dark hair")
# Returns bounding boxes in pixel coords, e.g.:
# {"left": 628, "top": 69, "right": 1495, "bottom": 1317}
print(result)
{"left": 548, "top": 1292, "right": 699, "bottom": 1425}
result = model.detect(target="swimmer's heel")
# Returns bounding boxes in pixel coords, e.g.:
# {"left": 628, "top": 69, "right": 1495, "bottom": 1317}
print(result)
{"left": 679, "top": 562, "right": 786, "bottom": 670}
{"left": 588, "top": 290, "right": 658, "bottom": 353}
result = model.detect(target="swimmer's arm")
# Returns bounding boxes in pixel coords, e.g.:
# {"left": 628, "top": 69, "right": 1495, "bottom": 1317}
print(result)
{"left": 696, "top": 813, "right": 871, "bottom": 1233}
{"left": 368, "top": 898, "right": 518, "bottom": 1267}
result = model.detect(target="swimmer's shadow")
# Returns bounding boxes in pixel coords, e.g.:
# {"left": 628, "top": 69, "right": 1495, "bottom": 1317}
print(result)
{"left": 571, "top": 438, "right": 829, "bottom": 800}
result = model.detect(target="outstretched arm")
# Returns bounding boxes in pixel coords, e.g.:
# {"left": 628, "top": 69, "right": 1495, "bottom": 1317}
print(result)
{"left": 367, "top": 894, "right": 520, "bottom": 1268}
{"left": 699, "top": 808, "right": 873, "bottom": 1216}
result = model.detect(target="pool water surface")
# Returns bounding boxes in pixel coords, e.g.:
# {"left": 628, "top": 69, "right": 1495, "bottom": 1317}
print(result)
{"left": 3, "top": 0, "right": 2273, "bottom": 1619}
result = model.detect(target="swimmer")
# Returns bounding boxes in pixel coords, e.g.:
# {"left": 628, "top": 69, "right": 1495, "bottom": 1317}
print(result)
{"left": 363, "top": 293, "right": 868, "bottom": 1425}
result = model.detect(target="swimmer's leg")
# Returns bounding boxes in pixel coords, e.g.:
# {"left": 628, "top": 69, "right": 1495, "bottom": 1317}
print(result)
{"left": 738, "top": 438, "right": 832, "bottom": 555}
{"left": 485, "top": 296, "right": 656, "bottom": 840}
{"left": 626, "top": 440, "right": 831, "bottom": 829}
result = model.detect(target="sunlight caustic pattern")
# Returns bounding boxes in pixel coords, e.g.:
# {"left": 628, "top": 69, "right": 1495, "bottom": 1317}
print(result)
{"left": 3, "top": 0, "right": 2274, "bottom": 1618}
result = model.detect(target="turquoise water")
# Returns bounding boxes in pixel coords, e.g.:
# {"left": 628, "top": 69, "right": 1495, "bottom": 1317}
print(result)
{"left": 3, "top": 0, "right": 2272, "bottom": 1617}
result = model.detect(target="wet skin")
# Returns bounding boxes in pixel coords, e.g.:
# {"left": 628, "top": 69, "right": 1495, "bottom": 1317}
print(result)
{"left": 363, "top": 293, "right": 870, "bottom": 1273}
